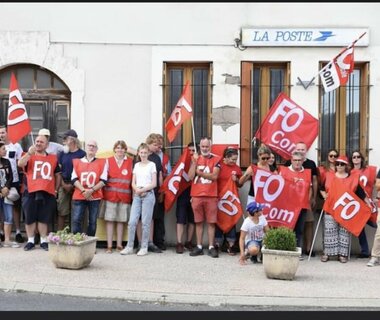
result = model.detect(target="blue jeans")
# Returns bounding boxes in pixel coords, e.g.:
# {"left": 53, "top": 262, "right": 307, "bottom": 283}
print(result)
{"left": 126, "top": 192, "right": 155, "bottom": 249}
{"left": 72, "top": 200, "right": 101, "bottom": 236}
{"left": 215, "top": 225, "right": 237, "bottom": 246}
{"left": 0, "top": 199, "right": 14, "bottom": 224}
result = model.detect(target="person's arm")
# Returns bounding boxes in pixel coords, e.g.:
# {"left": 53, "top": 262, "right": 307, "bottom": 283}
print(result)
{"left": 188, "top": 152, "right": 198, "bottom": 180}
{"left": 239, "top": 166, "right": 253, "bottom": 186}
{"left": 196, "top": 166, "right": 220, "bottom": 181}
{"left": 239, "top": 229, "right": 247, "bottom": 265}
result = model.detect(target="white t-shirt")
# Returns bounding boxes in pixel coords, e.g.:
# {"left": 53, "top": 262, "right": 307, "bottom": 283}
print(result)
{"left": 46, "top": 141, "right": 64, "bottom": 155}
{"left": 133, "top": 161, "right": 157, "bottom": 188}
{"left": 5, "top": 142, "right": 23, "bottom": 183}
{"left": 240, "top": 215, "right": 268, "bottom": 244}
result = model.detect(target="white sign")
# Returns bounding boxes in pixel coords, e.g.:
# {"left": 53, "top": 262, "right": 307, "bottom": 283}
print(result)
{"left": 241, "top": 28, "right": 369, "bottom": 47}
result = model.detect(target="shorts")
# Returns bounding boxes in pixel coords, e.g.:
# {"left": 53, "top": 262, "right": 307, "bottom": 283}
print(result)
{"left": 176, "top": 189, "right": 194, "bottom": 224}
{"left": 57, "top": 187, "right": 73, "bottom": 217}
{"left": 103, "top": 200, "right": 131, "bottom": 223}
{"left": 191, "top": 197, "right": 218, "bottom": 224}
{"left": 246, "top": 239, "right": 262, "bottom": 250}
{"left": 22, "top": 191, "right": 56, "bottom": 225}
{"left": 305, "top": 209, "right": 315, "bottom": 223}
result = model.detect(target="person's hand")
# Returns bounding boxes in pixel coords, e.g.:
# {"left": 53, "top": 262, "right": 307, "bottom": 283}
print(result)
{"left": 82, "top": 188, "right": 94, "bottom": 200}
{"left": 239, "top": 255, "right": 247, "bottom": 265}
{"left": 28, "top": 145, "right": 36, "bottom": 155}
{"left": 1, "top": 187, "right": 9, "bottom": 198}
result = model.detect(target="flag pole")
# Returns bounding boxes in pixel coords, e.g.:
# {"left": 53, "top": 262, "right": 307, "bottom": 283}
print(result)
{"left": 29, "top": 131, "right": 34, "bottom": 145}
{"left": 308, "top": 209, "right": 325, "bottom": 261}
{"left": 191, "top": 116, "right": 196, "bottom": 149}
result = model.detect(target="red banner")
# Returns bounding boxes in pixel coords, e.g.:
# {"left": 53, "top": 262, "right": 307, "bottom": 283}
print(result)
{"left": 254, "top": 93, "right": 318, "bottom": 160}
{"left": 216, "top": 177, "right": 243, "bottom": 233}
{"left": 165, "top": 81, "right": 192, "bottom": 143}
{"left": 160, "top": 147, "right": 192, "bottom": 212}
{"left": 323, "top": 178, "right": 371, "bottom": 237}
{"left": 253, "top": 168, "right": 302, "bottom": 229}
{"left": 7, "top": 72, "right": 32, "bottom": 143}
{"left": 211, "top": 144, "right": 239, "bottom": 158}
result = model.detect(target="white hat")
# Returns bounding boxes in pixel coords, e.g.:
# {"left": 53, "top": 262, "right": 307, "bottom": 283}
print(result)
{"left": 38, "top": 128, "right": 50, "bottom": 136}
{"left": 4, "top": 187, "right": 20, "bottom": 205}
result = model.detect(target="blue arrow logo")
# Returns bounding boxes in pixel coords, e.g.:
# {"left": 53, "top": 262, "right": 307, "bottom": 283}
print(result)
{"left": 314, "top": 31, "right": 335, "bottom": 41}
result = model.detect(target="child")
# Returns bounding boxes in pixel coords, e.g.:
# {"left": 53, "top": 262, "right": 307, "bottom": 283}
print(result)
{"left": 239, "top": 201, "right": 269, "bottom": 265}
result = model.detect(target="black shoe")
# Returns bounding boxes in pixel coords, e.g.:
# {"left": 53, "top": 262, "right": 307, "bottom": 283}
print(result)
{"left": 358, "top": 253, "right": 370, "bottom": 259}
{"left": 148, "top": 243, "right": 162, "bottom": 253}
{"left": 208, "top": 247, "right": 219, "bottom": 258}
{"left": 24, "top": 242, "right": 35, "bottom": 251}
{"left": 190, "top": 246, "right": 204, "bottom": 256}
{"left": 40, "top": 242, "right": 49, "bottom": 251}
{"left": 0, "top": 233, "right": 4, "bottom": 242}
{"left": 305, "top": 250, "right": 316, "bottom": 257}
{"left": 15, "top": 233, "right": 24, "bottom": 243}
{"left": 157, "top": 243, "right": 166, "bottom": 251}
{"left": 250, "top": 255, "right": 258, "bottom": 264}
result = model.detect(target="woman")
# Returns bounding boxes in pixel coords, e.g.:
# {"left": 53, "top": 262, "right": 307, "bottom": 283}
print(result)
{"left": 320, "top": 155, "right": 367, "bottom": 263}
{"left": 267, "top": 151, "right": 278, "bottom": 173}
{"left": 120, "top": 143, "right": 156, "bottom": 256}
{"left": 349, "top": 150, "right": 377, "bottom": 258}
{"left": 319, "top": 149, "right": 339, "bottom": 190}
{"left": 102, "top": 140, "right": 133, "bottom": 253}
{"left": 215, "top": 147, "right": 243, "bottom": 255}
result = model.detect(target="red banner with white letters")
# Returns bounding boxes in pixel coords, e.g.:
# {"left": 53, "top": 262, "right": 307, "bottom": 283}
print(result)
{"left": 253, "top": 168, "right": 302, "bottom": 229}
{"left": 254, "top": 93, "right": 318, "bottom": 160}
{"left": 323, "top": 178, "right": 371, "bottom": 237}
{"left": 216, "top": 177, "right": 243, "bottom": 233}
{"left": 7, "top": 72, "right": 32, "bottom": 143}
{"left": 160, "top": 147, "right": 192, "bottom": 212}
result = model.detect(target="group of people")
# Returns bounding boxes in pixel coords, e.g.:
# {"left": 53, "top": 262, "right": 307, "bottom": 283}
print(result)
{"left": 0, "top": 127, "right": 379, "bottom": 268}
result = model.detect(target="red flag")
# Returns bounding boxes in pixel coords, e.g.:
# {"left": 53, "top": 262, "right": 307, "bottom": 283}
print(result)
{"left": 165, "top": 81, "right": 192, "bottom": 143}
{"left": 7, "top": 72, "right": 32, "bottom": 143}
{"left": 254, "top": 93, "right": 318, "bottom": 160}
{"left": 323, "top": 178, "right": 371, "bottom": 237}
{"left": 211, "top": 144, "right": 239, "bottom": 158}
{"left": 160, "top": 147, "right": 192, "bottom": 212}
{"left": 319, "top": 46, "right": 354, "bottom": 93}
{"left": 217, "top": 177, "right": 243, "bottom": 233}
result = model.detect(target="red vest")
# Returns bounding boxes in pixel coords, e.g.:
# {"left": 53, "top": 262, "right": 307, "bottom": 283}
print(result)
{"left": 103, "top": 156, "right": 133, "bottom": 204}
{"left": 26, "top": 154, "right": 58, "bottom": 196}
{"left": 191, "top": 154, "right": 221, "bottom": 197}
{"left": 351, "top": 166, "right": 377, "bottom": 196}
{"left": 280, "top": 167, "right": 311, "bottom": 209}
{"left": 72, "top": 158, "right": 106, "bottom": 200}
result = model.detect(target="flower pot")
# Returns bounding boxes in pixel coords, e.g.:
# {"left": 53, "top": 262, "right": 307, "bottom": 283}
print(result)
{"left": 261, "top": 246, "right": 301, "bottom": 280}
{"left": 48, "top": 236, "right": 98, "bottom": 270}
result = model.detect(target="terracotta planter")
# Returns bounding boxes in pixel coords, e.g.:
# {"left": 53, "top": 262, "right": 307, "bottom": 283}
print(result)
{"left": 261, "top": 246, "right": 301, "bottom": 280}
{"left": 48, "top": 237, "right": 98, "bottom": 270}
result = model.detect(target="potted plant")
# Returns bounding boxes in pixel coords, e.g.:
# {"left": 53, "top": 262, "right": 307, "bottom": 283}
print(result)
{"left": 47, "top": 226, "right": 98, "bottom": 270}
{"left": 261, "top": 227, "right": 301, "bottom": 280}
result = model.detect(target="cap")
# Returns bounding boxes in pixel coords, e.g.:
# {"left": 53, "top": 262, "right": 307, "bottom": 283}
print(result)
{"left": 59, "top": 129, "right": 78, "bottom": 139}
{"left": 246, "top": 201, "right": 266, "bottom": 215}
{"left": 335, "top": 155, "right": 349, "bottom": 164}
{"left": 38, "top": 128, "right": 50, "bottom": 136}
{"left": 4, "top": 187, "right": 20, "bottom": 204}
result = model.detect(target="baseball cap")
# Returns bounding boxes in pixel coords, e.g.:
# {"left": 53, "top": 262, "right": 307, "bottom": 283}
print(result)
{"left": 59, "top": 129, "right": 78, "bottom": 139}
{"left": 246, "top": 201, "right": 266, "bottom": 215}
{"left": 335, "top": 155, "right": 349, "bottom": 165}
{"left": 38, "top": 128, "right": 50, "bottom": 136}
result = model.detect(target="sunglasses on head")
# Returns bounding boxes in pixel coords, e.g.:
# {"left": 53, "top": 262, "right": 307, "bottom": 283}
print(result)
{"left": 352, "top": 155, "right": 361, "bottom": 159}
{"left": 329, "top": 154, "right": 338, "bottom": 158}
{"left": 336, "top": 162, "right": 346, "bottom": 166}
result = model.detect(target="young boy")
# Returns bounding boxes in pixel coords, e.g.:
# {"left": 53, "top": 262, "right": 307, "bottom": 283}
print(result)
{"left": 239, "top": 201, "right": 269, "bottom": 265}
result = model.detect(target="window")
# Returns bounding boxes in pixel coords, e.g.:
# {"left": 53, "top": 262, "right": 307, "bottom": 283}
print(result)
{"left": 319, "top": 63, "right": 369, "bottom": 163}
{"left": 240, "top": 62, "right": 290, "bottom": 168}
{"left": 163, "top": 62, "right": 213, "bottom": 164}
{"left": 0, "top": 64, "right": 71, "bottom": 150}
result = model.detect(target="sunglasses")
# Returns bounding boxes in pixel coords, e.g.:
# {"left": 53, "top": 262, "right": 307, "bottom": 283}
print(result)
{"left": 352, "top": 155, "right": 361, "bottom": 159}
{"left": 336, "top": 162, "right": 346, "bottom": 166}
{"left": 260, "top": 157, "right": 269, "bottom": 161}
{"left": 329, "top": 154, "right": 338, "bottom": 158}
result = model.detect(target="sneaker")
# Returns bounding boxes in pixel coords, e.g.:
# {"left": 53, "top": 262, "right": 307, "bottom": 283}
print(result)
{"left": 15, "top": 233, "right": 24, "bottom": 243}
{"left": 24, "top": 242, "right": 35, "bottom": 251}
{"left": 184, "top": 241, "right": 193, "bottom": 251}
{"left": 250, "top": 255, "right": 258, "bottom": 264}
{"left": 176, "top": 242, "right": 184, "bottom": 254}
{"left": 358, "top": 253, "right": 370, "bottom": 259}
{"left": 120, "top": 247, "right": 134, "bottom": 255}
{"left": 299, "top": 254, "right": 305, "bottom": 261}
{"left": 137, "top": 248, "right": 148, "bottom": 256}
{"left": 208, "top": 247, "right": 219, "bottom": 258}
{"left": 157, "top": 243, "right": 166, "bottom": 251}
{"left": 3, "top": 241, "right": 20, "bottom": 248}
{"left": 190, "top": 246, "right": 204, "bottom": 256}
{"left": 367, "top": 257, "right": 379, "bottom": 267}
{"left": 40, "top": 242, "right": 49, "bottom": 251}
{"left": 305, "top": 250, "right": 315, "bottom": 257}
{"left": 0, "top": 233, "right": 4, "bottom": 242}
{"left": 148, "top": 243, "right": 162, "bottom": 253}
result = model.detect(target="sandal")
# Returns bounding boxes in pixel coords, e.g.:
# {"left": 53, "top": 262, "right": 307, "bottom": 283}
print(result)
{"left": 339, "top": 256, "right": 348, "bottom": 263}
{"left": 105, "top": 247, "right": 113, "bottom": 254}
{"left": 320, "top": 254, "right": 329, "bottom": 262}
{"left": 116, "top": 246, "right": 123, "bottom": 252}
{"left": 226, "top": 243, "right": 236, "bottom": 256}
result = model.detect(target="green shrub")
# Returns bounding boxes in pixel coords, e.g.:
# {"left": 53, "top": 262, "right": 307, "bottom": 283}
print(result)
{"left": 263, "top": 227, "right": 297, "bottom": 251}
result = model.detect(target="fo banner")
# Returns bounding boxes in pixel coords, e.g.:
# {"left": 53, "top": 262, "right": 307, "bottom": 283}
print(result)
{"left": 254, "top": 93, "right": 318, "bottom": 160}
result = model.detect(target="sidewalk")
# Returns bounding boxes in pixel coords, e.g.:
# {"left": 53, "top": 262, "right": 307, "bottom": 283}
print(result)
{"left": 0, "top": 245, "right": 379, "bottom": 309}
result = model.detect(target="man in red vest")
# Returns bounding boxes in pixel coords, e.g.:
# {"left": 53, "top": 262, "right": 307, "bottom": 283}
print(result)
{"left": 188, "top": 137, "right": 221, "bottom": 258}
{"left": 18, "top": 134, "right": 61, "bottom": 251}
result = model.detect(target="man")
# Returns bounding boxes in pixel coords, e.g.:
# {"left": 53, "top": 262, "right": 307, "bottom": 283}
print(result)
{"left": 188, "top": 137, "right": 221, "bottom": 258}
{"left": 56, "top": 129, "right": 86, "bottom": 231}
{"left": 18, "top": 134, "right": 61, "bottom": 251}
{"left": 0, "top": 124, "right": 24, "bottom": 243}
{"left": 71, "top": 140, "right": 107, "bottom": 236}
{"left": 281, "top": 151, "right": 312, "bottom": 259}
{"left": 367, "top": 169, "right": 380, "bottom": 267}
{"left": 285, "top": 141, "right": 318, "bottom": 256}
{"left": 38, "top": 128, "right": 64, "bottom": 155}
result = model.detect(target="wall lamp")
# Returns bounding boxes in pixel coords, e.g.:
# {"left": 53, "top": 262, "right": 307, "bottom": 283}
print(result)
{"left": 233, "top": 32, "right": 247, "bottom": 51}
